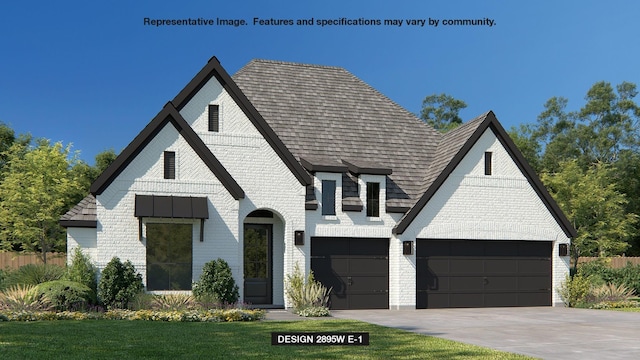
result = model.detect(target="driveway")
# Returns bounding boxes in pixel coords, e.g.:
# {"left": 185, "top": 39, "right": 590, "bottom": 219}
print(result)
{"left": 330, "top": 307, "right": 640, "bottom": 359}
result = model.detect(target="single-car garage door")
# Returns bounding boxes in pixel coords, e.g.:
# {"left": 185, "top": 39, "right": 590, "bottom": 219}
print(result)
{"left": 311, "top": 237, "right": 389, "bottom": 309}
{"left": 417, "top": 240, "right": 551, "bottom": 309}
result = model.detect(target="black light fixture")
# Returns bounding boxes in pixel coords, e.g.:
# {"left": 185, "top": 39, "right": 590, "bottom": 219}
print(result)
{"left": 403, "top": 241, "right": 413, "bottom": 255}
{"left": 294, "top": 230, "right": 305, "bottom": 246}
{"left": 559, "top": 243, "right": 569, "bottom": 257}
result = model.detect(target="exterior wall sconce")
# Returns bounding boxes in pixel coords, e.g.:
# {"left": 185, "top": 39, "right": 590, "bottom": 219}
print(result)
{"left": 559, "top": 243, "right": 569, "bottom": 257}
{"left": 294, "top": 230, "right": 305, "bottom": 246}
{"left": 403, "top": 241, "right": 413, "bottom": 255}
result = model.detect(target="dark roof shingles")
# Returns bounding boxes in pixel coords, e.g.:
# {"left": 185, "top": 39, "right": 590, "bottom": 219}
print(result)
{"left": 233, "top": 60, "right": 442, "bottom": 208}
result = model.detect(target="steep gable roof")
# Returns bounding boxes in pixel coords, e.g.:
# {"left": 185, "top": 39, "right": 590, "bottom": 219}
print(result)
{"left": 90, "top": 102, "right": 244, "bottom": 199}
{"left": 392, "top": 111, "right": 577, "bottom": 238}
{"left": 172, "top": 57, "right": 312, "bottom": 186}
{"left": 232, "top": 59, "right": 441, "bottom": 210}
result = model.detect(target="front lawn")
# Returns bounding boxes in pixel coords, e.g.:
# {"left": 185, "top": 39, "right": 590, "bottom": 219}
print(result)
{"left": 0, "top": 319, "right": 531, "bottom": 359}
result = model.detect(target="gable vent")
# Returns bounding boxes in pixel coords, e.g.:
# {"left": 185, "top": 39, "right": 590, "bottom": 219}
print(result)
{"left": 208, "top": 104, "right": 219, "bottom": 132}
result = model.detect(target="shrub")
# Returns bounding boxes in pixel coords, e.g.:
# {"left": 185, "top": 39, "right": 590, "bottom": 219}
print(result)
{"left": 4, "top": 264, "right": 65, "bottom": 287}
{"left": 0, "top": 284, "right": 53, "bottom": 311}
{"left": 285, "top": 263, "right": 331, "bottom": 316}
{"left": 578, "top": 259, "right": 640, "bottom": 295}
{"left": 33, "top": 280, "right": 92, "bottom": 311}
{"left": 587, "top": 283, "right": 635, "bottom": 304}
{"left": 615, "top": 263, "right": 640, "bottom": 295}
{"left": 129, "top": 292, "right": 155, "bottom": 310}
{"left": 65, "top": 248, "right": 98, "bottom": 303}
{"left": 0, "top": 268, "right": 7, "bottom": 290}
{"left": 151, "top": 294, "right": 197, "bottom": 311}
{"left": 98, "top": 257, "right": 144, "bottom": 309}
{"left": 557, "top": 274, "right": 592, "bottom": 307}
{"left": 192, "top": 259, "right": 239, "bottom": 304}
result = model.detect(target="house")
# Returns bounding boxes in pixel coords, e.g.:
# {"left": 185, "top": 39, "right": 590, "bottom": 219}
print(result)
{"left": 60, "top": 57, "right": 575, "bottom": 309}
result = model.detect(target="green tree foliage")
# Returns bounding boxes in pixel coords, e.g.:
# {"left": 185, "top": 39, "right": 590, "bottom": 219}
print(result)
{"left": 542, "top": 160, "right": 637, "bottom": 269}
{"left": 192, "top": 258, "right": 239, "bottom": 304}
{"left": 512, "top": 81, "right": 640, "bottom": 255}
{"left": 98, "top": 257, "right": 144, "bottom": 309}
{"left": 0, "top": 140, "right": 83, "bottom": 262}
{"left": 65, "top": 247, "right": 98, "bottom": 303}
{"left": 515, "top": 81, "right": 640, "bottom": 171}
{"left": 420, "top": 93, "right": 467, "bottom": 133}
{"left": 69, "top": 148, "right": 118, "bottom": 206}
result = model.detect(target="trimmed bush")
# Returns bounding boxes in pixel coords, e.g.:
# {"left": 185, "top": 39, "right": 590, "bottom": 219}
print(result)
{"left": 192, "top": 259, "right": 239, "bottom": 304}
{"left": 33, "top": 280, "right": 92, "bottom": 311}
{"left": 98, "top": 257, "right": 143, "bottom": 309}
{"left": 4, "top": 264, "right": 65, "bottom": 287}
{"left": 65, "top": 248, "right": 98, "bottom": 303}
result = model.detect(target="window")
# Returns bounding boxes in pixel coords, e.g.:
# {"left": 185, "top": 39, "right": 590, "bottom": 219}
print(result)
{"left": 321, "top": 180, "right": 336, "bottom": 215}
{"left": 366, "top": 182, "right": 380, "bottom": 217}
{"left": 208, "top": 104, "right": 219, "bottom": 132}
{"left": 485, "top": 151, "right": 492, "bottom": 175}
{"left": 164, "top": 151, "right": 175, "bottom": 179}
{"left": 146, "top": 223, "right": 193, "bottom": 290}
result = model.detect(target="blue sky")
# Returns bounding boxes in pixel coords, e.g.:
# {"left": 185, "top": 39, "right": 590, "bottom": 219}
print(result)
{"left": 2, "top": 1, "right": 639, "bottom": 165}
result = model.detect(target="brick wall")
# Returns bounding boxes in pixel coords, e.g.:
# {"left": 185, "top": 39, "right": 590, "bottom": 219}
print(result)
{"left": 401, "top": 129, "right": 570, "bottom": 306}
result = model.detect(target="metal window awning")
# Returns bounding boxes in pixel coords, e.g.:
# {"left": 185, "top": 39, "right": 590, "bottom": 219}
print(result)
{"left": 135, "top": 195, "right": 208, "bottom": 219}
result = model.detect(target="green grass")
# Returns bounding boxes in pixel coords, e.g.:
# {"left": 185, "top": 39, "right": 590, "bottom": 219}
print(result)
{"left": 610, "top": 307, "right": 640, "bottom": 312}
{"left": 0, "top": 319, "right": 532, "bottom": 359}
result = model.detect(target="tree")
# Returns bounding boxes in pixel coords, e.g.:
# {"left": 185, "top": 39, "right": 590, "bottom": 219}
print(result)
{"left": 541, "top": 160, "right": 637, "bottom": 272}
{"left": 419, "top": 93, "right": 467, "bottom": 133}
{"left": 69, "top": 148, "right": 118, "bottom": 207}
{"left": 514, "top": 82, "right": 640, "bottom": 173}
{"left": 0, "top": 139, "right": 82, "bottom": 263}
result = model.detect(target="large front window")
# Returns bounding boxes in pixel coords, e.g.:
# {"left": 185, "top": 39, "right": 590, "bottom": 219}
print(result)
{"left": 146, "top": 223, "right": 192, "bottom": 290}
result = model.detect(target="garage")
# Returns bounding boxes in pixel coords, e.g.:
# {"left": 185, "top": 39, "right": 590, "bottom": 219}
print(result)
{"left": 311, "top": 237, "right": 389, "bottom": 309}
{"left": 417, "top": 240, "right": 551, "bottom": 309}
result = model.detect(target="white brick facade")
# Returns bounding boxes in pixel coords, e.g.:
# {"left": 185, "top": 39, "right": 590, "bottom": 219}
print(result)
{"left": 64, "top": 59, "right": 572, "bottom": 310}
{"left": 399, "top": 129, "right": 570, "bottom": 306}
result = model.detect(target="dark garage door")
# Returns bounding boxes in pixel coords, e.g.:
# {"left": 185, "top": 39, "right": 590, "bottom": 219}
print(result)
{"left": 417, "top": 240, "right": 551, "bottom": 309}
{"left": 311, "top": 237, "right": 389, "bottom": 310}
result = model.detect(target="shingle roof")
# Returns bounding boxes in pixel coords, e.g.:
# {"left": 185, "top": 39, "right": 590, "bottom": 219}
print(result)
{"left": 61, "top": 57, "right": 576, "bottom": 238}
{"left": 60, "top": 194, "right": 97, "bottom": 228}
{"left": 232, "top": 59, "right": 442, "bottom": 209}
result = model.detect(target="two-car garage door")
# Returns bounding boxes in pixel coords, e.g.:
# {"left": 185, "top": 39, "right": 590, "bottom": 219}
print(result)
{"left": 417, "top": 240, "right": 552, "bottom": 309}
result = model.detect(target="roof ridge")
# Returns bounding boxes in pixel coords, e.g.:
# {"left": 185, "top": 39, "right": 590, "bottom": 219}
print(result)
{"left": 241, "top": 58, "right": 347, "bottom": 71}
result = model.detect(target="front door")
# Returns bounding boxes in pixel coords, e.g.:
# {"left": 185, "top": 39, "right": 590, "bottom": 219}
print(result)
{"left": 243, "top": 224, "right": 272, "bottom": 304}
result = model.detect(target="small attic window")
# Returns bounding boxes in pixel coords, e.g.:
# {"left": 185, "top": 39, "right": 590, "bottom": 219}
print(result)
{"left": 366, "top": 182, "right": 380, "bottom": 217}
{"left": 208, "top": 104, "right": 219, "bottom": 132}
{"left": 321, "top": 180, "right": 336, "bottom": 216}
{"left": 485, "top": 152, "right": 492, "bottom": 176}
{"left": 164, "top": 151, "right": 176, "bottom": 179}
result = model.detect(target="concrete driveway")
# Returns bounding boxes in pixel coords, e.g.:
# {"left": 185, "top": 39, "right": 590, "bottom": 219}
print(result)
{"left": 330, "top": 307, "right": 640, "bottom": 359}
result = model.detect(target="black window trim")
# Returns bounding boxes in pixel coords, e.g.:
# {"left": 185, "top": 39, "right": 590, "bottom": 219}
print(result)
{"left": 485, "top": 151, "right": 492, "bottom": 176}
{"left": 164, "top": 151, "right": 176, "bottom": 179}
{"left": 366, "top": 182, "right": 380, "bottom": 217}
{"left": 208, "top": 104, "right": 220, "bottom": 132}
